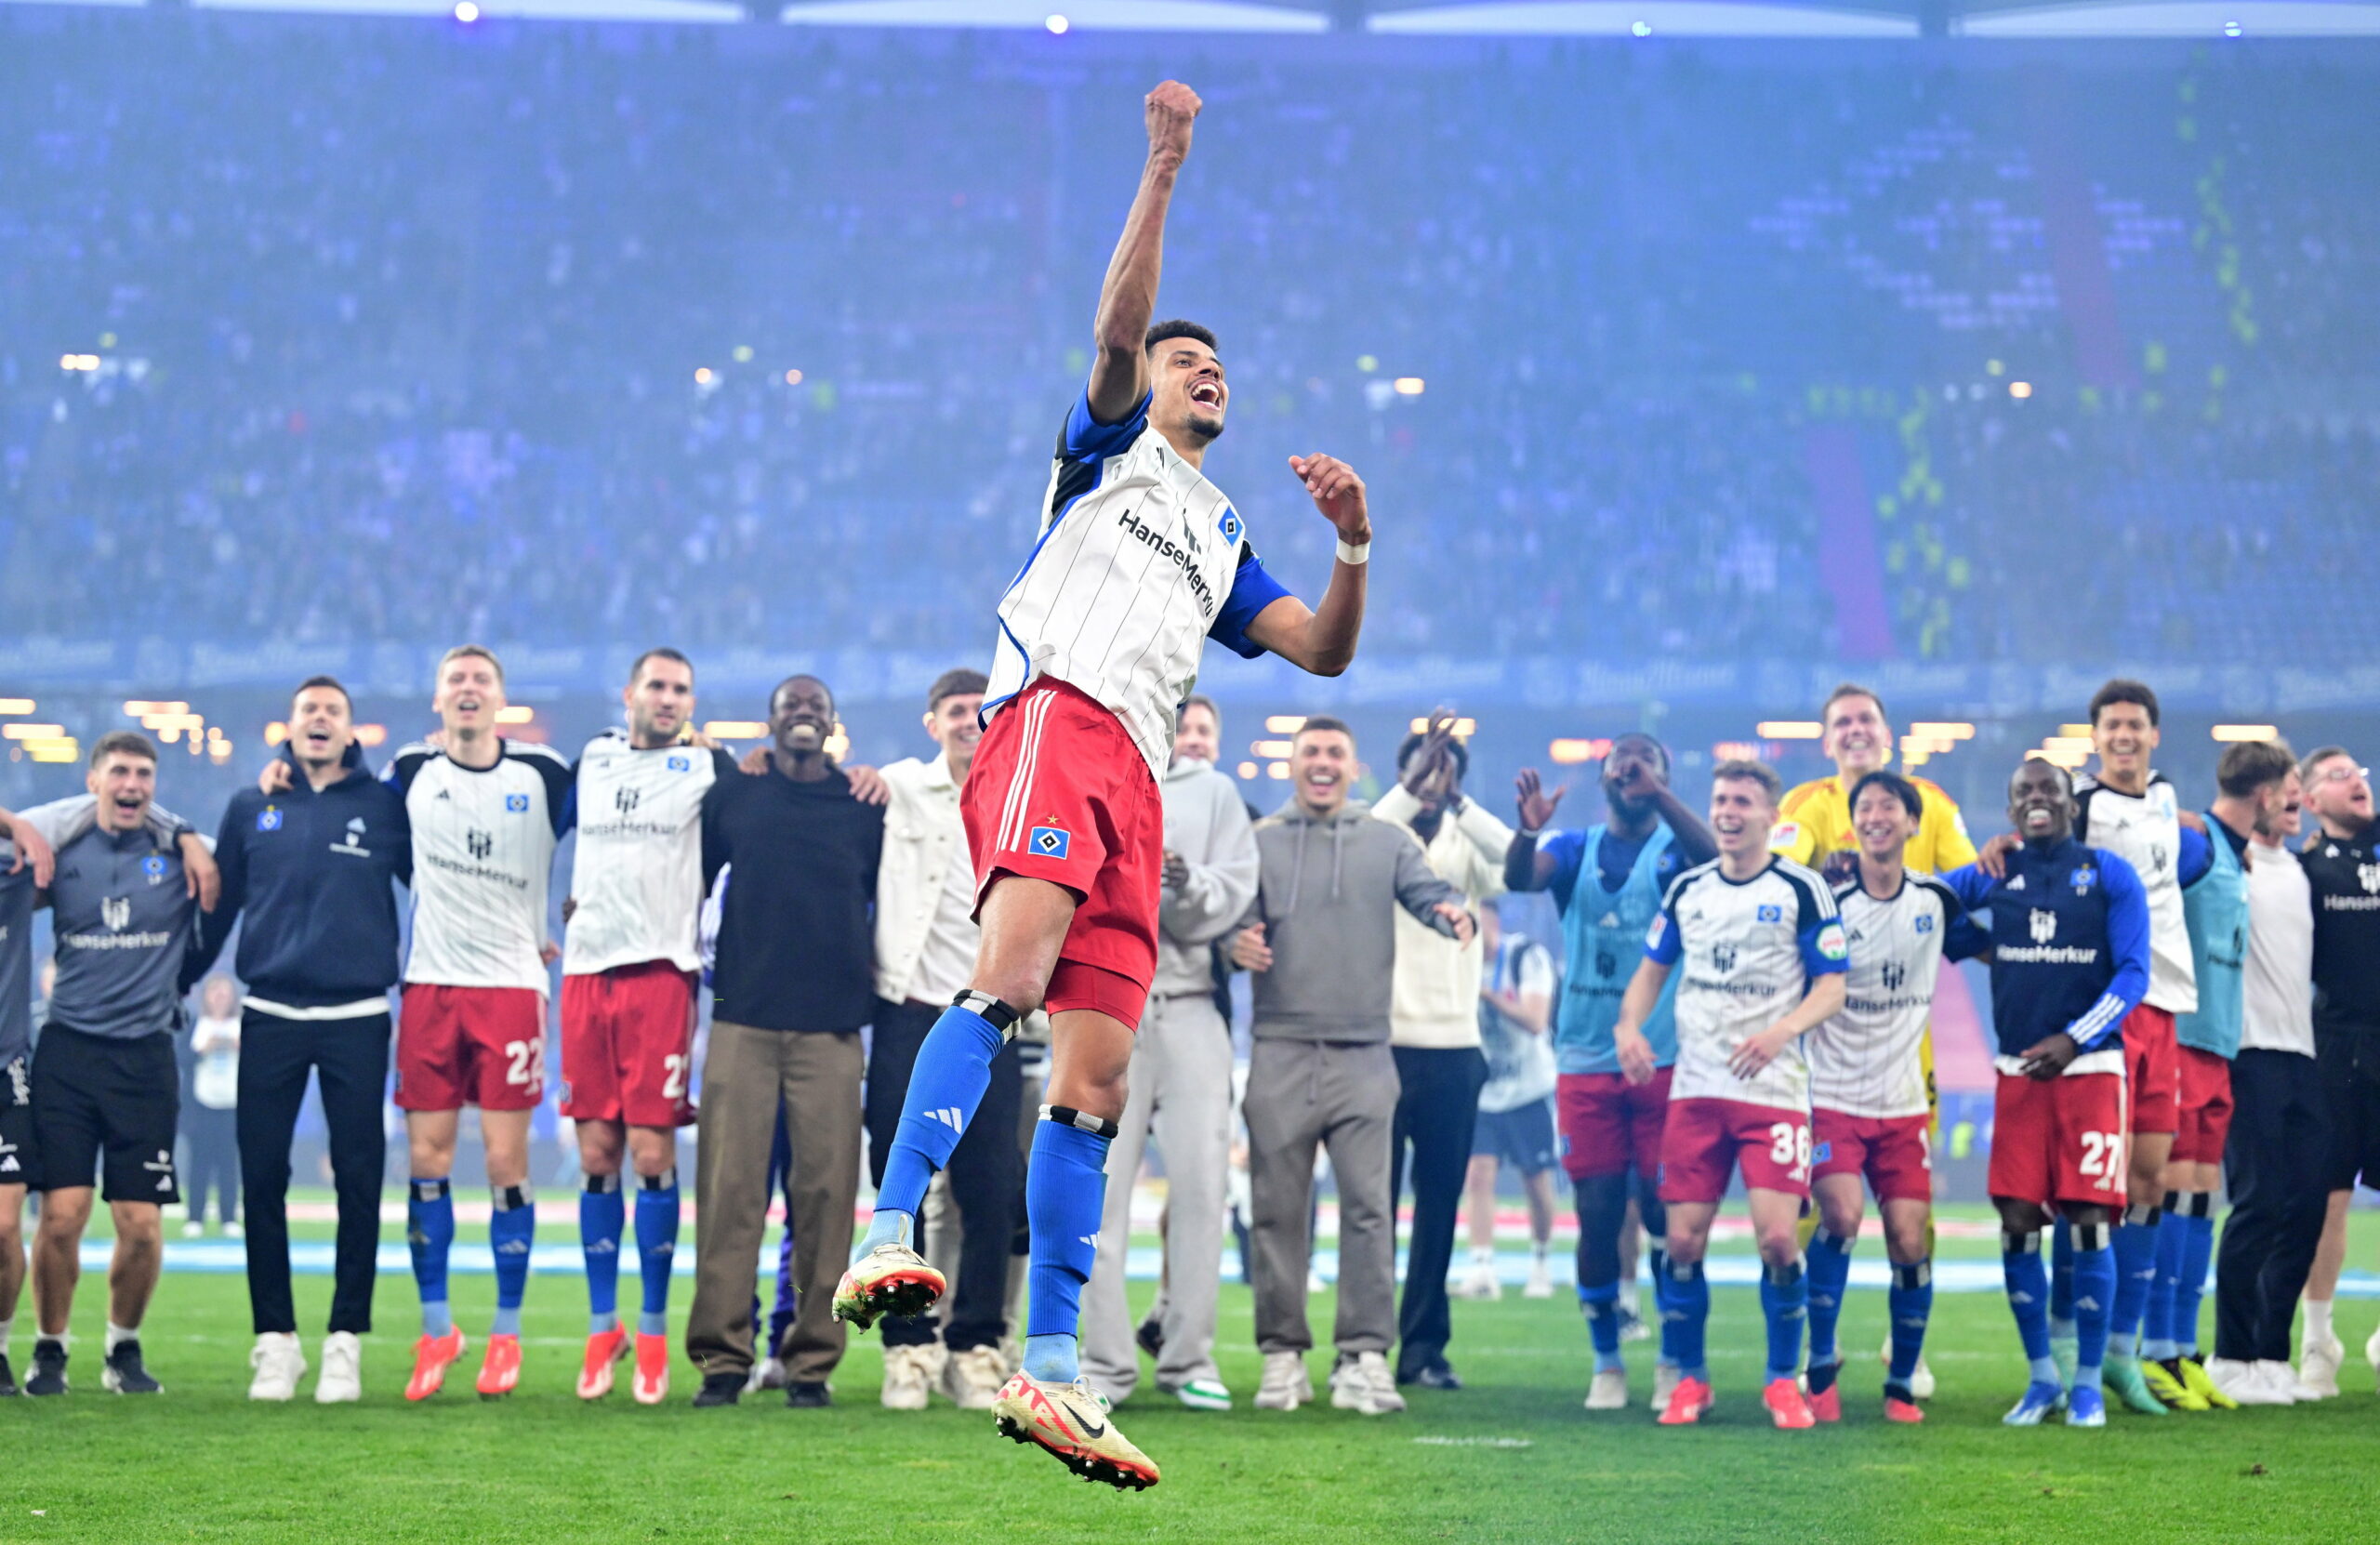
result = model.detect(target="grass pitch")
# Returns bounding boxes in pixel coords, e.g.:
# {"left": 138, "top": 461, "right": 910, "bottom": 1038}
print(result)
{"left": 2, "top": 1207, "right": 2375, "bottom": 1543}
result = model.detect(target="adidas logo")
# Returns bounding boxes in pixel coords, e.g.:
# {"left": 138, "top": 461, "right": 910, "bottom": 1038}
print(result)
{"left": 1598, "top": 913, "right": 1620, "bottom": 929}
{"left": 2010, "top": 1290, "right": 2035, "bottom": 1305}
{"left": 1078, "top": 1233, "right": 1101, "bottom": 1249}
{"left": 496, "top": 1238, "right": 533, "bottom": 1255}
{"left": 928, "top": 1107, "right": 964, "bottom": 1133}
{"left": 588, "top": 1239, "right": 619, "bottom": 1256}
{"left": 2074, "top": 1294, "right": 2102, "bottom": 1313}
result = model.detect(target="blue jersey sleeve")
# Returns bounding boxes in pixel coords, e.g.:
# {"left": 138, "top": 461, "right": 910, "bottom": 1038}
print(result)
{"left": 2176, "top": 822, "right": 2214, "bottom": 889}
{"left": 2066, "top": 850, "right": 2152, "bottom": 1052}
{"left": 1938, "top": 862, "right": 1996, "bottom": 910}
{"left": 1796, "top": 888, "right": 1850, "bottom": 979}
{"left": 1540, "top": 829, "right": 1587, "bottom": 913}
{"left": 1207, "top": 545, "right": 1290, "bottom": 660}
{"left": 1944, "top": 909, "right": 1991, "bottom": 964}
{"left": 1062, "top": 387, "right": 1152, "bottom": 463}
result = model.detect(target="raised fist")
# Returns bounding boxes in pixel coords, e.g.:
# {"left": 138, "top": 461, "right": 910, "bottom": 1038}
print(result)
{"left": 1145, "top": 80, "right": 1201, "bottom": 163}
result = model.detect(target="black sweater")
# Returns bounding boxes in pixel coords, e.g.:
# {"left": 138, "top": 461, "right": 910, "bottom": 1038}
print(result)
{"left": 701, "top": 766, "right": 883, "bottom": 1033}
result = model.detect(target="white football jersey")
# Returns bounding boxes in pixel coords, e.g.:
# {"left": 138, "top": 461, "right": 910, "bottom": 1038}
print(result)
{"left": 985, "top": 388, "right": 1288, "bottom": 778}
{"left": 1809, "top": 874, "right": 1983, "bottom": 1119}
{"left": 2076, "top": 776, "right": 2195, "bottom": 1014}
{"left": 563, "top": 732, "right": 738, "bottom": 978}
{"left": 388, "top": 740, "right": 573, "bottom": 993}
{"left": 1646, "top": 857, "right": 1848, "bottom": 1111}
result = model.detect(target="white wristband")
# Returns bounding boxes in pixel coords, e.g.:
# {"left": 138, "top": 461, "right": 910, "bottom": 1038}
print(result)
{"left": 1335, "top": 537, "right": 1371, "bottom": 566}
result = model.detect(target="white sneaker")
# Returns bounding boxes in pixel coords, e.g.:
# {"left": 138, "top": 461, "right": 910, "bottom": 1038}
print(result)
{"left": 2365, "top": 1322, "right": 2380, "bottom": 1379}
{"left": 2302, "top": 1329, "right": 2346, "bottom": 1396}
{"left": 1329, "top": 1352, "right": 1407, "bottom": 1416}
{"left": 1523, "top": 1258, "right": 1554, "bottom": 1300}
{"left": 181, "top": 1221, "right": 205, "bottom": 1240}
{"left": 879, "top": 1342, "right": 944, "bottom": 1410}
{"left": 747, "top": 1355, "right": 787, "bottom": 1394}
{"left": 1584, "top": 1368, "right": 1629, "bottom": 1410}
{"left": 314, "top": 1332, "right": 362, "bottom": 1404}
{"left": 1648, "top": 1361, "right": 1681, "bottom": 1414}
{"left": 224, "top": 1221, "right": 245, "bottom": 1239}
{"left": 247, "top": 1333, "right": 306, "bottom": 1401}
{"left": 940, "top": 1345, "right": 1007, "bottom": 1411}
{"left": 1254, "top": 1351, "right": 1312, "bottom": 1411}
{"left": 2206, "top": 1357, "right": 2291, "bottom": 1406}
{"left": 1457, "top": 1261, "right": 1502, "bottom": 1301}
{"left": 2258, "top": 1360, "right": 2307, "bottom": 1403}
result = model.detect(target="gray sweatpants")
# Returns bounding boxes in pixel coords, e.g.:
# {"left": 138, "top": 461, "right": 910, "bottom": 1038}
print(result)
{"left": 1245, "top": 1037, "right": 1399, "bottom": 1358}
{"left": 1081, "top": 993, "right": 1236, "bottom": 1400}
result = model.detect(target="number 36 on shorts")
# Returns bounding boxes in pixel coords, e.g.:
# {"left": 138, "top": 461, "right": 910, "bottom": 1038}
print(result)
{"left": 1768, "top": 1120, "right": 1812, "bottom": 1181}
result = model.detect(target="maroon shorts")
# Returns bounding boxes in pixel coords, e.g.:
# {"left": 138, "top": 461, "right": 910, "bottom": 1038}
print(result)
{"left": 1812, "top": 1108, "right": 1934, "bottom": 1204}
{"left": 2123, "top": 1003, "right": 2180, "bottom": 1137}
{"left": 1989, "top": 1070, "right": 2127, "bottom": 1208}
{"left": 1557, "top": 1068, "right": 1673, "bottom": 1181}
{"left": 1657, "top": 1097, "right": 1812, "bottom": 1205}
{"left": 560, "top": 960, "right": 697, "bottom": 1129}
{"left": 963, "top": 678, "right": 1161, "bottom": 1031}
{"left": 2171, "top": 1045, "right": 2236, "bottom": 1167}
{"left": 397, "top": 984, "right": 546, "bottom": 1113}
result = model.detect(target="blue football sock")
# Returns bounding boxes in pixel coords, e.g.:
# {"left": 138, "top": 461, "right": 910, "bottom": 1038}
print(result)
{"left": 408, "top": 1178, "right": 455, "bottom": 1337}
{"left": 2049, "top": 1217, "right": 2074, "bottom": 1332}
{"left": 866, "top": 1002, "right": 1006, "bottom": 1250}
{"left": 2176, "top": 1201, "right": 2216, "bottom": 1359}
{"left": 2003, "top": 1233, "right": 2060, "bottom": 1386}
{"left": 1805, "top": 1228, "right": 1853, "bottom": 1370}
{"left": 1888, "top": 1260, "right": 1933, "bottom": 1385}
{"left": 2109, "top": 1208, "right": 2160, "bottom": 1356}
{"left": 635, "top": 1170, "right": 680, "bottom": 1339}
{"left": 1657, "top": 1258, "right": 1709, "bottom": 1381}
{"left": 581, "top": 1173, "right": 624, "bottom": 1335}
{"left": 490, "top": 1183, "right": 535, "bottom": 1338}
{"left": 1022, "top": 1109, "right": 1113, "bottom": 1383}
{"left": 1761, "top": 1258, "right": 1808, "bottom": 1384}
{"left": 2143, "top": 1199, "right": 2188, "bottom": 1361}
{"left": 2072, "top": 1239, "right": 2116, "bottom": 1392}
{"left": 1580, "top": 1282, "right": 1624, "bottom": 1372}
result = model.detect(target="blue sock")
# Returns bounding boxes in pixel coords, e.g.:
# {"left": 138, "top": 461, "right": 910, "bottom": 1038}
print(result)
{"left": 2143, "top": 1200, "right": 2188, "bottom": 1361}
{"left": 581, "top": 1174, "right": 624, "bottom": 1335}
{"left": 490, "top": 1183, "right": 535, "bottom": 1338}
{"left": 2049, "top": 1217, "right": 2074, "bottom": 1338}
{"left": 865, "top": 1001, "right": 1006, "bottom": 1250}
{"left": 1805, "top": 1228, "right": 1853, "bottom": 1370}
{"left": 1022, "top": 1109, "right": 1112, "bottom": 1383}
{"left": 1888, "top": 1260, "right": 1933, "bottom": 1385}
{"left": 635, "top": 1170, "right": 680, "bottom": 1339}
{"left": 2072, "top": 1239, "right": 2116, "bottom": 1392}
{"left": 2003, "top": 1235, "right": 2060, "bottom": 1386}
{"left": 1760, "top": 1259, "right": 1808, "bottom": 1384}
{"left": 1657, "top": 1258, "right": 1708, "bottom": 1381}
{"left": 2176, "top": 1202, "right": 2216, "bottom": 1359}
{"left": 1580, "top": 1282, "right": 1624, "bottom": 1372}
{"left": 408, "top": 1178, "right": 455, "bottom": 1338}
{"left": 2109, "top": 1209, "right": 2160, "bottom": 1357}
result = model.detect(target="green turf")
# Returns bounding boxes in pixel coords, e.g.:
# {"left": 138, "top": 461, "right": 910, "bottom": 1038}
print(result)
{"left": 3, "top": 1208, "right": 2377, "bottom": 1543}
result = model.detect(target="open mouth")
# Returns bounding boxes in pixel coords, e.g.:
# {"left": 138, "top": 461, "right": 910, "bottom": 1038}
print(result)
{"left": 2020, "top": 803, "right": 2057, "bottom": 832}
{"left": 302, "top": 725, "right": 335, "bottom": 752}
{"left": 1189, "top": 381, "right": 1223, "bottom": 409}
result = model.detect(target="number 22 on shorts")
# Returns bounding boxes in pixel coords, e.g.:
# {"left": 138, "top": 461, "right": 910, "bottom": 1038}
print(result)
{"left": 504, "top": 1037, "right": 546, "bottom": 1094}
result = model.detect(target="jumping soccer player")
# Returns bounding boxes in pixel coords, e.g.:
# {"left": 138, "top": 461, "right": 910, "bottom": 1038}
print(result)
{"left": 833, "top": 80, "right": 1373, "bottom": 1490}
{"left": 1609, "top": 759, "right": 1847, "bottom": 1430}
{"left": 1802, "top": 772, "right": 1986, "bottom": 1425}
{"left": 560, "top": 648, "right": 737, "bottom": 1405}
{"left": 1503, "top": 735, "right": 1716, "bottom": 1414}
{"left": 1939, "top": 758, "right": 2149, "bottom": 1429}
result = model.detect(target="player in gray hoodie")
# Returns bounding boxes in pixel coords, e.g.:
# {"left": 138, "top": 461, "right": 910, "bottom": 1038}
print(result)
{"left": 1229, "top": 716, "right": 1471, "bottom": 1417}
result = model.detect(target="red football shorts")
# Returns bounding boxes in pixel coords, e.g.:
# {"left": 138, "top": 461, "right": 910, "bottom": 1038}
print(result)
{"left": 963, "top": 677, "right": 1161, "bottom": 1031}
{"left": 1989, "top": 1070, "right": 2127, "bottom": 1208}
{"left": 1557, "top": 1068, "right": 1673, "bottom": 1181}
{"left": 2171, "top": 1045, "right": 2236, "bottom": 1167}
{"left": 1657, "top": 1097, "right": 1811, "bottom": 1204}
{"left": 560, "top": 960, "right": 697, "bottom": 1129}
{"left": 1812, "top": 1108, "right": 1934, "bottom": 1204}
{"left": 397, "top": 984, "right": 546, "bottom": 1113}
{"left": 2123, "top": 1003, "right": 2180, "bottom": 1137}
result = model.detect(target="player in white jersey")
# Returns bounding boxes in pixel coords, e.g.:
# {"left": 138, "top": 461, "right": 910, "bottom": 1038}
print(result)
{"left": 1801, "top": 772, "right": 1986, "bottom": 1425}
{"left": 561, "top": 648, "right": 738, "bottom": 1405}
{"left": 838, "top": 81, "right": 1374, "bottom": 1490}
{"left": 1612, "top": 759, "right": 1847, "bottom": 1430}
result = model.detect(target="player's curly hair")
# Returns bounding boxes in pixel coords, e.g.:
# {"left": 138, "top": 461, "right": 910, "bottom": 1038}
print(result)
{"left": 1146, "top": 320, "right": 1218, "bottom": 354}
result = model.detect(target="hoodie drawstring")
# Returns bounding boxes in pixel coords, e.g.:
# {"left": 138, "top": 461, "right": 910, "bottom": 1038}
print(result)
{"left": 1331, "top": 814, "right": 1345, "bottom": 902}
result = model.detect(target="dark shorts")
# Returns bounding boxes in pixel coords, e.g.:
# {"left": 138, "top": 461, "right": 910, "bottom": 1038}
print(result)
{"left": 0, "top": 1053, "right": 34, "bottom": 1189}
{"left": 2315, "top": 1024, "right": 2380, "bottom": 1193}
{"left": 32, "top": 1026, "right": 179, "bottom": 1203}
{"left": 1473, "top": 1098, "right": 1558, "bottom": 1174}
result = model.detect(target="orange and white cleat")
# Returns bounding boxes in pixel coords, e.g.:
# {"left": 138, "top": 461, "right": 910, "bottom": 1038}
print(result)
{"left": 992, "top": 1370, "right": 1159, "bottom": 1491}
{"left": 832, "top": 1243, "right": 946, "bottom": 1332}
{"left": 577, "top": 1327, "right": 629, "bottom": 1400}
{"left": 1763, "top": 1378, "right": 1816, "bottom": 1430}
{"left": 632, "top": 1332, "right": 671, "bottom": 1406}
{"left": 1884, "top": 1393, "right": 1925, "bottom": 1424}
{"left": 1807, "top": 1382, "right": 1842, "bottom": 1424}
{"left": 1655, "top": 1374, "right": 1714, "bottom": 1426}
{"left": 476, "top": 1333, "right": 523, "bottom": 1398}
{"left": 404, "top": 1327, "right": 467, "bottom": 1402}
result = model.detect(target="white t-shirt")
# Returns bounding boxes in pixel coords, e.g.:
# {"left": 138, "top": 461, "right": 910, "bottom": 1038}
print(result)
{"left": 2077, "top": 776, "right": 2196, "bottom": 1014}
{"left": 2241, "top": 837, "right": 2316, "bottom": 1057}
{"left": 1647, "top": 857, "right": 1849, "bottom": 1112}
{"left": 192, "top": 1014, "right": 240, "bottom": 1110}
{"left": 985, "top": 387, "right": 1289, "bottom": 779}
{"left": 1809, "top": 874, "right": 1984, "bottom": 1120}
{"left": 562, "top": 731, "right": 738, "bottom": 978}
{"left": 1477, "top": 933, "right": 1558, "bottom": 1114}
{"left": 388, "top": 739, "right": 573, "bottom": 994}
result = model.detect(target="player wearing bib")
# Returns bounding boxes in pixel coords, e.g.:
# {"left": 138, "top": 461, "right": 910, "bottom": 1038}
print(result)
{"left": 1937, "top": 758, "right": 2150, "bottom": 1429}
{"left": 561, "top": 649, "right": 737, "bottom": 1406}
{"left": 1803, "top": 772, "right": 1987, "bottom": 1425}
{"left": 1503, "top": 734, "right": 1715, "bottom": 1413}
{"left": 1610, "top": 759, "right": 1847, "bottom": 1431}
{"left": 838, "top": 81, "right": 1374, "bottom": 1492}
{"left": 386, "top": 646, "right": 572, "bottom": 1403}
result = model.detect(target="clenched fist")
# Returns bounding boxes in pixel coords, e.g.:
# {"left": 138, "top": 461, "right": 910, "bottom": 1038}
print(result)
{"left": 1145, "top": 80, "right": 1201, "bottom": 164}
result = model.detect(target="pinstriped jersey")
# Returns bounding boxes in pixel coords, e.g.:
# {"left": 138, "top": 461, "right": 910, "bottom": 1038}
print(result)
{"left": 1810, "top": 873, "right": 1987, "bottom": 1119}
{"left": 387, "top": 739, "right": 572, "bottom": 994}
{"left": 2075, "top": 776, "right": 2196, "bottom": 1014}
{"left": 1646, "top": 856, "right": 1848, "bottom": 1111}
{"left": 985, "top": 387, "right": 1289, "bottom": 778}
{"left": 563, "top": 732, "right": 741, "bottom": 978}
